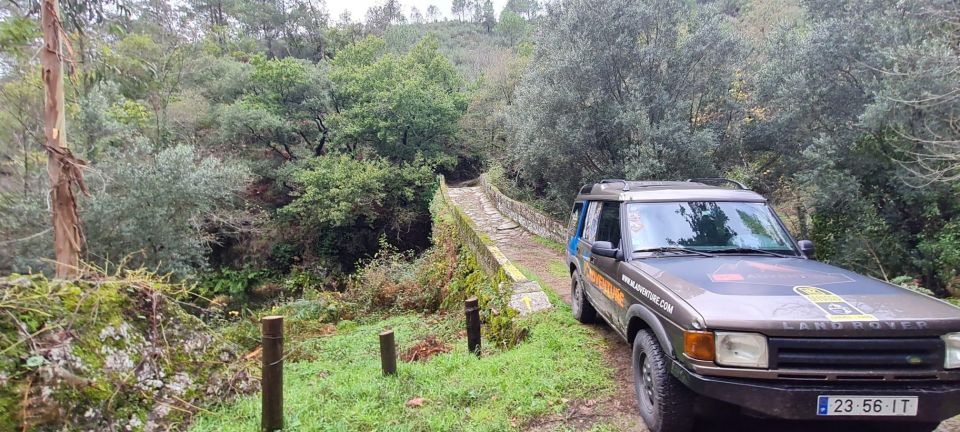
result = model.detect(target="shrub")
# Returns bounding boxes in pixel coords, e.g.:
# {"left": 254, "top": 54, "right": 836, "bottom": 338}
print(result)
{"left": 82, "top": 144, "right": 253, "bottom": 278}
{"left": 346, "top": 187, "right": 525, "bottom": 347}
{"left": 277, "top": 153, "right": 437, "bottom": 274}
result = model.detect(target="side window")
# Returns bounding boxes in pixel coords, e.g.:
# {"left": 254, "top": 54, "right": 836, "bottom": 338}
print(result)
{"left": 567, "top": 202, "right": 584, "bottom": 239}
{"left": 581, "top": 201, "right": 602, "bottom": 242}
{"left": 596, "top": 202, "right": 622, "bottom": 246}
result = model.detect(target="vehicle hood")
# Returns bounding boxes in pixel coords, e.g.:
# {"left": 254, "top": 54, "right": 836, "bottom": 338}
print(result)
{"left": 628, "top": 256, "right": 960, "bottom": 337}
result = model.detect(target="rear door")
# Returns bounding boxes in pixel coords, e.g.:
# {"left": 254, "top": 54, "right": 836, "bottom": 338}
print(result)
{"left": 577, "top": 202, "right": 606, "bottom": 314}
{"left": 567, "top": 201, "right": 585, "bottom": 257}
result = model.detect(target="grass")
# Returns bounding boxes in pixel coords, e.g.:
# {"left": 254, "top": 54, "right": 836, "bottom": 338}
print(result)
{"left": 533, "top": 236, "right": 566, "bottom": 254}
{"left": 190, "top": 308, "right": 613, "bottom": 432}
{"left": 547, "top": 261, "right": 569, "bottom": 280}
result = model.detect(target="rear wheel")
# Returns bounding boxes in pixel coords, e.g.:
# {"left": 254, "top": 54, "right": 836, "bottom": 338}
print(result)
{"left": 570, "top": 271, "right": 597, "bottom": 323}
{"left": 633, "top": 329, "right": 696, "bottom": 432}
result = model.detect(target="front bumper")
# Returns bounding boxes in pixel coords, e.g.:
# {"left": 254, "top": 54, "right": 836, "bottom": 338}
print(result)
{"left": 671, "top": 361, "right": 960, "bottom": 421}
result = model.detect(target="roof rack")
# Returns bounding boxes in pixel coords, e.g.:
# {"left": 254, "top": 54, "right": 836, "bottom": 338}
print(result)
{"left": 686, "top": 178, "right": 748, "bottom": 190}
{"left": 599, "top": 179, "right": 631, "bottom": 191}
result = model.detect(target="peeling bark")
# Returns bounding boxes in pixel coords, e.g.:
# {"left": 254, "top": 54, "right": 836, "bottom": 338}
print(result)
{"left": 41, "top": 0, "right": 87, "bottom": 278}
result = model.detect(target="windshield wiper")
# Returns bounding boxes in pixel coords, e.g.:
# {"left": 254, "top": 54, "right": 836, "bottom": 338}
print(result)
{"left": 703, "top": 247, "right": 792, "bottom": 258}
{"left": 633, "top": 247, "right": 715, "bottom": 258}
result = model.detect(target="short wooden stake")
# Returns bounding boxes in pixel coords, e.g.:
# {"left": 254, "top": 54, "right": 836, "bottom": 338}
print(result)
{"left": 465, "top": 297, "right": 481, "bottom": 356}
{"left": 261, "top": 316, "right": 283, "bottom": 432}
{"left": 380, "top": 329, "right": 397, "bottom": 376}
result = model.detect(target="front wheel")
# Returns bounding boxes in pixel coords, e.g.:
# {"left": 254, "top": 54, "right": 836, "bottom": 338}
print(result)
{"left": 633, "top": 329, "right": 696, "bottom": 432}
{"left": 571, "top": 271, "right": 597, "bottom": 323}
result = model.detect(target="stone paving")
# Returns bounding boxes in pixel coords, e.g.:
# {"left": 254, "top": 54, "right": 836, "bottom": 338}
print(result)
{"left": 446, "top": 184, "right": 572, "bottom": 303}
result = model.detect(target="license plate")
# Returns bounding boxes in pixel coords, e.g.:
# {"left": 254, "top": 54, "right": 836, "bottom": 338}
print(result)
{"left": 817, "top": 395, "right": 918, "bottom": 416}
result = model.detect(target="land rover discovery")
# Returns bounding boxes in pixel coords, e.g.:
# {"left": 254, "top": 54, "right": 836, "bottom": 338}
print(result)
{"left": 566, "top": 179, "right": 960, "bottom": 432}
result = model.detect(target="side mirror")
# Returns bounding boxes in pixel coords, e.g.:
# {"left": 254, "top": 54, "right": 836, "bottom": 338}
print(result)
{"left": 798, "top": 240, "right": 815, "bottom": 259}
{"left": 591, "top": 241, "right": 621, "bottom": 260}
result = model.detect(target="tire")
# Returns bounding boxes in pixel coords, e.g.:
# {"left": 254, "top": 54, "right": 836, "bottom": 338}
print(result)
{"left": 570, "top": 271, "right": 597, "bottom": 323}
{"left": 633, "top": 329, "right": 696, "bottom": 432}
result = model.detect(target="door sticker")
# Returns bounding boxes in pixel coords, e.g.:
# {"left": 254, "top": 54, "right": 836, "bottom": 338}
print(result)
{"left": 585, "top": 263, "right": 625, "bottom": 307}
{"left": 794, "top": 286, "right": 877, "bottom": 322}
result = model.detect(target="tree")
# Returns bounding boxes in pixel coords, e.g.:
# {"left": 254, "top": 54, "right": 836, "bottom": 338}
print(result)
{"left": 365, "top": 0, "right": 405, "bottom": 32}
{"left": 41, "top": 0, "right": 86, "bottom": 278}
{"left": 505, "top": 0, "right": 539, "bottom": 19}
{"left": 459, "top": 48, "right": 530, "bottom": 175}
{"left": 410, "top": 6, "right": 423, "bottom": 23}
{"left": 217, "top": 55, "right": 331, "bottom": 162}
{"left": 104, "top": 33, "right": 187, "bottom": 144}
{"left": 426, "top": 4, "right": 440, "bottom": 22}
{"left": 506, "top": 0, "right": 745, "bottom": 214}
{"left": 469, "top": 0, "right": 483, "bottom": 22}
{"left": 451, "top": 0, "right": 466, "bottom": 22}
{"left": 278, "top": 154, "right": 435, "bottom": 273}
{"left": 856, "top": 2, "right": 960, "bottom": 184}
{"left": 82, "top": 144, "right": 252, "bottom": 276}
{"left": 495, "top": 9, "right": 527, "bottom": 44}
{"left": 481, "top": 0, "right": 496, "bottom": 32}
{"left": 329, "top": 35, "right": 467, "bottom": 165}
{"left": 748, "top": 0, "right": 960, "bottom": 293}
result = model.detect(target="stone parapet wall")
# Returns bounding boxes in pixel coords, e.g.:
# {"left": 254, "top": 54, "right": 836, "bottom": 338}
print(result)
{"left": 478, "top": 174, "right": 567, "bottom": 245}
{"left": 436, "top": 177, "right": 551, "bottom": 315}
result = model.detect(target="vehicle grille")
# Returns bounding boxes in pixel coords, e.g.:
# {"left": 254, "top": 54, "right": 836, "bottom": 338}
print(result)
{"left": 768, "top": 338, "right": 945, "bottom": 373}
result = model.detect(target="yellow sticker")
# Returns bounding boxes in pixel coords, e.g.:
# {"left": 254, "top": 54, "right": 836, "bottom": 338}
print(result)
{"left": 794, "top": 286, "right": 844, "bottom": 303}
{"left": 794, "top": 285, "right": 877, "bottom": 322}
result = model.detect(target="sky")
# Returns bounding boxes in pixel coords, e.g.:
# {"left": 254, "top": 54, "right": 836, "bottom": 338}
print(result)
{"left": 324, "top": 0, "right": 510, "bottom": 22}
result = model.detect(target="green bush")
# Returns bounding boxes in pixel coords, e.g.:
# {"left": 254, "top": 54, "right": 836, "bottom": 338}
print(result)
{"left": 277, "top": 153, "right": 437, "bottom": 274}
{"left": 346, "top": 187, "right": 524, "bottom": 347}
{"left": 82, "top": 144, "right": 253, "bottom": 278}
{"left": 917, "top": 220, "right": 960, "bottom": 295}
{"left": 196, "top": 265, "right": 275, "bottom": 299}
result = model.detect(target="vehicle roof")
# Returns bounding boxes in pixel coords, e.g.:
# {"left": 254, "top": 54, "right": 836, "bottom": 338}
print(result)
{"left": 574, "top": 180, "right": 767, "bottom": 203}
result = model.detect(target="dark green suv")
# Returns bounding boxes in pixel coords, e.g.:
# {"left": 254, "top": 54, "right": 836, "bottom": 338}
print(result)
{"left": 565, "top": 179, "right": 960, "bottom": 432}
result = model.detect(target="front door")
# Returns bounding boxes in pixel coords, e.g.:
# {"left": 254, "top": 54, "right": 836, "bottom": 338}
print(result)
{"left": 579, "top": 201, "right": 626, "bottom": 325}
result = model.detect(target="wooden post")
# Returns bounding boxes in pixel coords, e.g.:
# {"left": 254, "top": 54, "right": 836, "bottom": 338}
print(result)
{"left": 261, "top": 316, "right": 283, "bottom": 432}
{"left": 40, "top": 0, "right": 85, "bottom": 278}
{"left": 379, "top": 330, "right": 397, "bottom": 376}
{"left": 465, "top": 297, "right": 481, "bottom": 356}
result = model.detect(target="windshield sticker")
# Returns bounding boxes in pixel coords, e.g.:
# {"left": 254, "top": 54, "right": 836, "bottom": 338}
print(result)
{"left": 794, "top": 286, "right": 877, "bottom": 322}
{"left": 585, "top": 263, "right": 625, "bottom": 308}
{"left": 621, "top": 274, "right": 675, "bottom": 314}
{"left": 708, "top": 261, "right": 854, "bottom": 286}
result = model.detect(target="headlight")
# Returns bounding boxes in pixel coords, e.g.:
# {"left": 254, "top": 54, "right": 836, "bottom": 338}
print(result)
{"left": 715, "top": 332, "right": 768, "bottom": 368}
{"left": 943, "top": 333, "right": 960, "bottom": 369}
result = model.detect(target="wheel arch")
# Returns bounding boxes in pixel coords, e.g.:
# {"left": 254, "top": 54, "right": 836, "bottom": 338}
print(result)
{"left": 626, "top": 304, "right": 674, "bottom": 358}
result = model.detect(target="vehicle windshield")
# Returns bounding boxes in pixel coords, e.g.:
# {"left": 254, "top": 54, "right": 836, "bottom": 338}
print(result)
{"left": 625, "top": 201, "right": 799, "bottom": 255}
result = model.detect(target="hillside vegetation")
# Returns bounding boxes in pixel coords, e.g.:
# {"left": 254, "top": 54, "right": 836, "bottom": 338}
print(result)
{"left": 1, "top": 0, "right": 959, "bottom": 430}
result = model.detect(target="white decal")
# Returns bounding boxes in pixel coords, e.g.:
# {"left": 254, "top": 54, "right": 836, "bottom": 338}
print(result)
{"left": 622, "top": 274, "right": 675, "bottom": 314}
